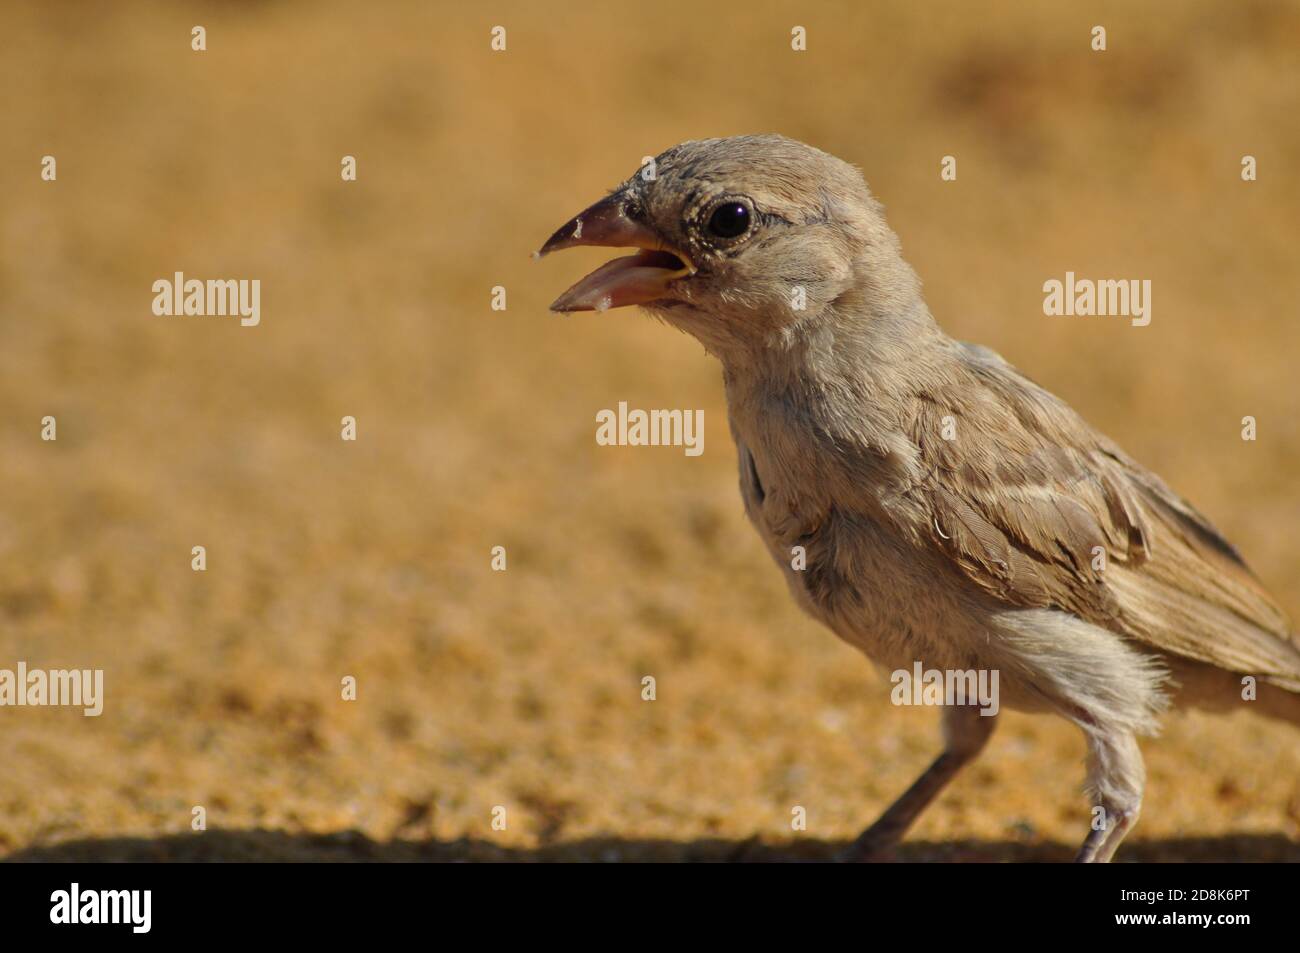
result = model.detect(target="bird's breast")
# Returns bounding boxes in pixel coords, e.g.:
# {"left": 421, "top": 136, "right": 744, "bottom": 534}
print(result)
{"left": 732, "top": 421, "right": 968, "bottom": 667}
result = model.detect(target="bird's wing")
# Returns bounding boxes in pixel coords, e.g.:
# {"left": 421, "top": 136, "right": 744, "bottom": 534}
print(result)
{"left": 898, "top": 342, "right": 1300, "bottom": 686}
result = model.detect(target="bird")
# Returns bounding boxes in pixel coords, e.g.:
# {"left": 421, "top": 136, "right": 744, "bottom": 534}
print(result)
{"left": 536, "top": 134, "right": 1300, "bottom": 862}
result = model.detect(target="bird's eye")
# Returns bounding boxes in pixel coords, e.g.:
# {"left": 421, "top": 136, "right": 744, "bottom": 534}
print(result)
{"left": 706, "top": 202, "right": 751, "bottom": 239}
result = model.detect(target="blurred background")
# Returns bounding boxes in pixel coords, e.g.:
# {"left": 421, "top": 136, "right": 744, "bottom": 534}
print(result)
{"left": 0, "top": 0, "right": 1297, "bottom": 861}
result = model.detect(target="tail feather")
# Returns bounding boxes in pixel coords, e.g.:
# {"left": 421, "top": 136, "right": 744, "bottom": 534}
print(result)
{"left": 1165, "top": 654, "right": 1300, "bottom": 727}
{"left": 1257, "top": 676, "right": 1300, "bottom": 727}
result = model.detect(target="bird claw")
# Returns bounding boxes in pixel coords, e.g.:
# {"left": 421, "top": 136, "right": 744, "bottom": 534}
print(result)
{"left": 837, "top": 826, "right": 904, "bottom": 862}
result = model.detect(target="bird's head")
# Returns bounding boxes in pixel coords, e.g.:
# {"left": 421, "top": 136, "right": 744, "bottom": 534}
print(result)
{"left": 538, "top": 134, "right": 918, "bottom": 356}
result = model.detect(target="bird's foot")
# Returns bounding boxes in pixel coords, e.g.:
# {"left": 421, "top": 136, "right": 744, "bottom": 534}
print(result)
{"left": 837, "top": 822, "right": 906, "bottom": 862}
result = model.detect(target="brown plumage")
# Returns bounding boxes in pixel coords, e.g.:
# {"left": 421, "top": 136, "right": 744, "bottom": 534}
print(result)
{"left": 539, "top": 134, "right": 1299, "bottom": 862}
{"left": 912, "top": 345, "right": 1299, "bottom": 687}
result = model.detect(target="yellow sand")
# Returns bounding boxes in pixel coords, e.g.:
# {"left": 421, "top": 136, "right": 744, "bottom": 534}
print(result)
{"left": 0, "top": 0, "right": 1296, "bottom": 861}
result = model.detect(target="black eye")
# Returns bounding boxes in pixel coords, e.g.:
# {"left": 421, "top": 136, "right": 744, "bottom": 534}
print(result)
{"left": 707, "top": 202, "right": 751, "bottom": 239}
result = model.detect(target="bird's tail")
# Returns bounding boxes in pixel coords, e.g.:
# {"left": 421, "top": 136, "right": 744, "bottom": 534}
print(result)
{"left": 1257, "top": 677, "right": 1300, "bottom": 729}
{"left": 1167, "top": 655, "right": 1300, "bottom": 728}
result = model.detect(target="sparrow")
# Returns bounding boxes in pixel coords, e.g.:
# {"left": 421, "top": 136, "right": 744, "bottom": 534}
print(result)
{"left": 537, "top": 134, "right": 1300, "bottom": 862}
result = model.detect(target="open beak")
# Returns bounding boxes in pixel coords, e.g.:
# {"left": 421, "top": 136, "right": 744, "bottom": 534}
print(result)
{"left": 536, "top": 191, "right": 694, "bottom": 312}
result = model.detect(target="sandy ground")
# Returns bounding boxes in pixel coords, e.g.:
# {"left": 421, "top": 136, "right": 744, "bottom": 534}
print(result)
{"left": 1, "top": 0, "right": 1298, "bottom": 862}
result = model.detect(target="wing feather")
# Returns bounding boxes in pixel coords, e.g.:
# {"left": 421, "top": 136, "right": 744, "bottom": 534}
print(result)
{"left": 903, "top": 343, "right": 1300, "bottom": 688}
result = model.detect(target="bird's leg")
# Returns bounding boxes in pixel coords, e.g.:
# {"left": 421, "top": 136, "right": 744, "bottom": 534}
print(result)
{"left": 1074, "top": 729, "right": 1144, "bottom": 863}
{"left": 841, "top": 704, "right": 997, "bottom": 861}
